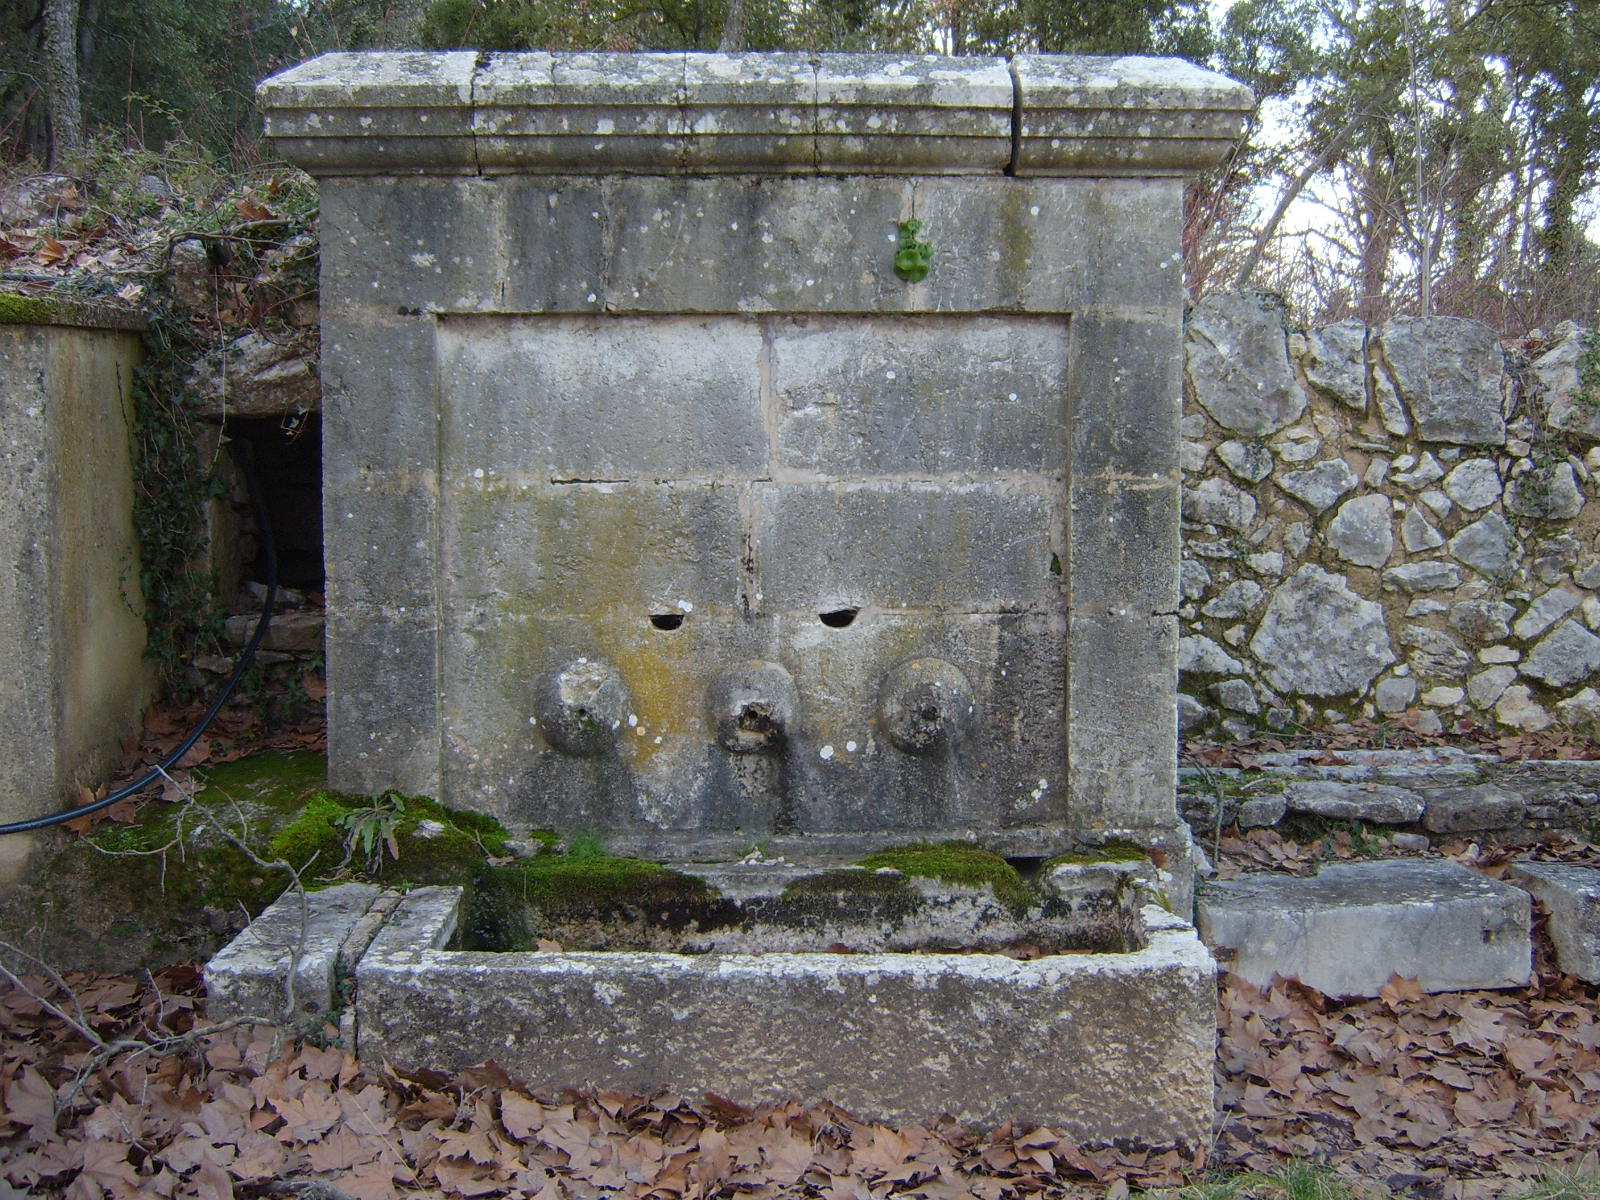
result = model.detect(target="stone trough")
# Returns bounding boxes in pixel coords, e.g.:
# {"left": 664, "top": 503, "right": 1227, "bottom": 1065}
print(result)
{"left": 217, "top": 49, "right": 1254, "bottom": 1143}
{"left": 209, "top": 867, "right": 1217, "bottom": 1143}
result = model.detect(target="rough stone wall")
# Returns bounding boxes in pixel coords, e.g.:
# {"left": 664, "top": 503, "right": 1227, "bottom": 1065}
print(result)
{"left": 1180, "top": 291, "right": 1600, "bottom": 739}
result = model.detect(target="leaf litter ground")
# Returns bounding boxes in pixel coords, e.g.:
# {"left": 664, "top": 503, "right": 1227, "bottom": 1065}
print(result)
{"left": 3, "top": 946, "right": 1598, "bottom": 1200}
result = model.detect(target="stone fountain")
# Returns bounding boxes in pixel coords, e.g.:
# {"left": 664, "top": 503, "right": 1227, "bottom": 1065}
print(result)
{"left": 210, "top": 50, "right": 1251, "bottom": 1144}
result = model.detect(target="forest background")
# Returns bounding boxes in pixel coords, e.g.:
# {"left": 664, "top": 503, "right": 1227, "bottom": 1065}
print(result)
{"left": 2, "top": 0, "right": 1598, "bottom": 333}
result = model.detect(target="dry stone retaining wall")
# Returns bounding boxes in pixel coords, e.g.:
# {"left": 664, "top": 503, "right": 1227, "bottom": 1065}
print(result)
{"left": 1180, "top": 291, "right": 1600, "bottom": 739}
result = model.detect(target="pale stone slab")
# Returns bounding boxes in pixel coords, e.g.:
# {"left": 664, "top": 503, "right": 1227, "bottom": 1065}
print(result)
{"left": 1198, "top": 860, "right": 1530, "bottom": 997}
{"left": 1420, "top": 784, "right": 1526, "bottom": 833}
{"left": 1012, "top": 54, "right": 1253, "bottom": 175}
{"left": 1507, "top": 861, "right": 1600, "bottom": 982}
{"left": 1283, "top": 780, "right": 1424, "bottom": 824}
{"left": 0, "top": 316, "right": 153, "bottom": 855}
{"left": 205, "top": 883, "right": 383, "bottom": 1026}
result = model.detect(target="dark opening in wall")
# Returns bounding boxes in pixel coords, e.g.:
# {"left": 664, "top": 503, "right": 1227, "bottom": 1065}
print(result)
{"left": 225, "top": 413, "right": 324, "bottom": 592}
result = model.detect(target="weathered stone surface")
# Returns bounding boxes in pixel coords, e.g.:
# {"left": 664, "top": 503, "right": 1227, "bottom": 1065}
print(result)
{"left": 1327, "top": 494, "right": 1392, "bottom": 567}
{"left": 1556, "top": 688, "right": 1600, "bottom": 726}
{"left": 772, "top": 317, "right": 1068, "bottom": 475}
{"left": 353, "top": 888, "right": 1219, "bottom": 1144}
{"left": 189, "top": 329, "right": 320, "bottom": 417}
{"left": 1198, "top": 860, "right": 1530, "bottom": 997}
{"left": 1506, "top": 861, "right": 1600, "bottom": 982}
{"left": 1186, "top": 291, "right": 1306, "bottom": 436}
{"left": 1372, "top": 368, "right": 1410, "bottom": 436}
{"left": 1392, "top": 452, "right": 1444, "bottom": 489}
{"left": 1419, "top": 488, "right": 1452, "bottom": 517}
{"left": 1178, "top": 635, "right": 1243, "bottom": 675}
{"left": 1442, "top": 458, "right": 1502, "bottom": 510}
{"left": 1450, "top": 599, "right": 1514, "bottom": 644}
{"left": 1180, "top": 560, "right": 1211, "bottom": 600}
{"left": 1450, "top": 513, "right": 1519, "bottom": 579}
{"left": 1383, "top": 561, "right": 1462, "bottom": 593}
{"left": 1505, "top": 462, "right": 1584, "bottom": 521}
{"left": 1250, "top": 566, "right": 1394, "bottom": 697}
{"left": 1522, "top": 620, "right": 1600, "bottom": 689}
{"left": 1375, "top": 316, "right": 1506, "bottom": 445}
{"left": 1176, "top": 693, "right": 1213, "bottom": 735}
{"left": 1421, "top": 785, "right": 1526, "bottom": 833}
{"left": 1283, "top": 780, "right": 1424, "bottom": 824}
{"left": 1401, "top": 508, "right": 1444, "bottom": 552}
{"left": 1303, "top": 319, "right": 1367, "bottom": 410}
{"left": 1374, "top": 675, "right": 1417, "bottom": 713}
{"left": 1013, "top": 54, "right": 1253, "bottom": 175}
{"left": 1209, "top": 678, "right": 1258, "bottom": 714}
{"left": 1467, "top": 665, "right": 1517, "bottom": 708}
{"left": 0, "top": 319, "right": 152, "bottom": 856}
{"left": 224, "top": 608, "right": 324, "bottom": 654}
{"left": 1271, "top": 430, "right": 1320, "bottom": 463}
{"left": 1183, "top": 476, "right": 1256, "bottom": 529}
{"left": 205, "top": 883, "right": 381, "bottom": 1025}
{"left": 1216, "top": 439, "right": 1273, "bottom": 483}
{"left": 1400, "top": 627, "right": 1472, "bottom": 679}
{"left": 1237, "top": 792, "right": 1286, "bottom": 828}
{"left": 1278, "top": 459, "right": 1359, "bottom": 513}
{"left": 1513, "top": 587, "right": 1582, "bottom": 641}
{"left": 1200, "top": 580, "right": 1262, "bottom": 620}
{"left": 1496, "top": 685, "right": 1551, "bottom": 732}
{"left": 1537, "top": 325, "right": 1600, "bottom": 439}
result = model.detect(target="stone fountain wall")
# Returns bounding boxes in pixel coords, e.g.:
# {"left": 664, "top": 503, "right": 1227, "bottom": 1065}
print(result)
{"left": 1178, "top": 292, "right": 1600, "bottom": 741}
{"left": 259, "top": 51, "right": 1251, "bottom": 859}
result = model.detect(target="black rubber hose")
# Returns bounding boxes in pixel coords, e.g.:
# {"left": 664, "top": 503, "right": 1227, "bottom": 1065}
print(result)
{"left": 0, "top": 440, "right": 279, "bottom": 836}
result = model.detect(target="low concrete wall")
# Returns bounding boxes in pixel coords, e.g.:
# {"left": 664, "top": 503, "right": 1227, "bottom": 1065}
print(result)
{"left": 0, "top": 297, "right": 151, "bottom": 883}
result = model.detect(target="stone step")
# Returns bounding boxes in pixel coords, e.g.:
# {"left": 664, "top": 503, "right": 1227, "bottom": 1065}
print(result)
{"left": 1197, "top": 859, "right": 1530, "bottom": 997}
{"left": 1506, "top": 861, "right": 1600, "bottom": 982}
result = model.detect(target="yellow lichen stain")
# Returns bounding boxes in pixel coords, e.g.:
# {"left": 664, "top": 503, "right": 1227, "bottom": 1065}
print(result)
{"left": 599, "top": 614, "right": 712, "bottom": 774}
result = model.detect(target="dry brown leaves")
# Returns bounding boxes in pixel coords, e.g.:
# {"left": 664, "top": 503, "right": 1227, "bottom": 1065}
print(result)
{"left": 1, "top": 967, "right": 1194, "bottom": 1200}
{"left": 6, "top": 958, "right": 1600, "bottom": 1200}
{"left": 1216, "top": 968, "right": 1600, "bottom": 1196}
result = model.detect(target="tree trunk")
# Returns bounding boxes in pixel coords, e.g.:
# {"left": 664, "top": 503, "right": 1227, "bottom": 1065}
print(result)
{"left": 717, "top": 0, "right": 746, "bottom": 52}
{"left": 44, "top": 0, "right": 83, "bottom": 167}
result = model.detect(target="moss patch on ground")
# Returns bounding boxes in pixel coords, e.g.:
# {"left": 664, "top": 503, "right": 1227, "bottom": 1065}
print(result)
{"left": 0, "top": 750, "right": 522, "bottom": 971}
{"left": 856, "top": 841, "right": 1031, "bottom": 911}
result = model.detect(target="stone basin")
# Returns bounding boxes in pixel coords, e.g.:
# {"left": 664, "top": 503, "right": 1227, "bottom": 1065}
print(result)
{"left": 206, "top": 867, "right": 1216, "bottom": 1146}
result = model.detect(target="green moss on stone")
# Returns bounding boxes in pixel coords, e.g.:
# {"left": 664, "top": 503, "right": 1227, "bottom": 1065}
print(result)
{"left": 1044, "top": 841, "right": 1150, "bottom": 868}
{"left": 857, "top": 841, "right": 1030, "bottom": 911}
{"left": 782, "top": 868, "right": 918, "bottom": 899}
{"left": 0, "top": 292, "right": 70, "bottom": 324}
{"left": 460, "top": 854, "right": 716, "bottom": 951}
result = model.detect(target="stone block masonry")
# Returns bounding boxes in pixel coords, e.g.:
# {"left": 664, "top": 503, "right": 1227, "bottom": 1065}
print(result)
{"left": 260, "top": 52, "right": 1252, "bottom": 859}
{"left": 1180, "top": 294, "right": 1600, "bottom": 740}
{"left": 0, "top": 298, "right": 153, "bottom": 885}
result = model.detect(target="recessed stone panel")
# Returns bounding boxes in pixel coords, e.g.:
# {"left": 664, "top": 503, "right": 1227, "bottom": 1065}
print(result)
{"left": 771, "top": 316, "right": 1069, "bottom": 476}
{"left": 438, "top": 315, "right": 767, "bottom": 480}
